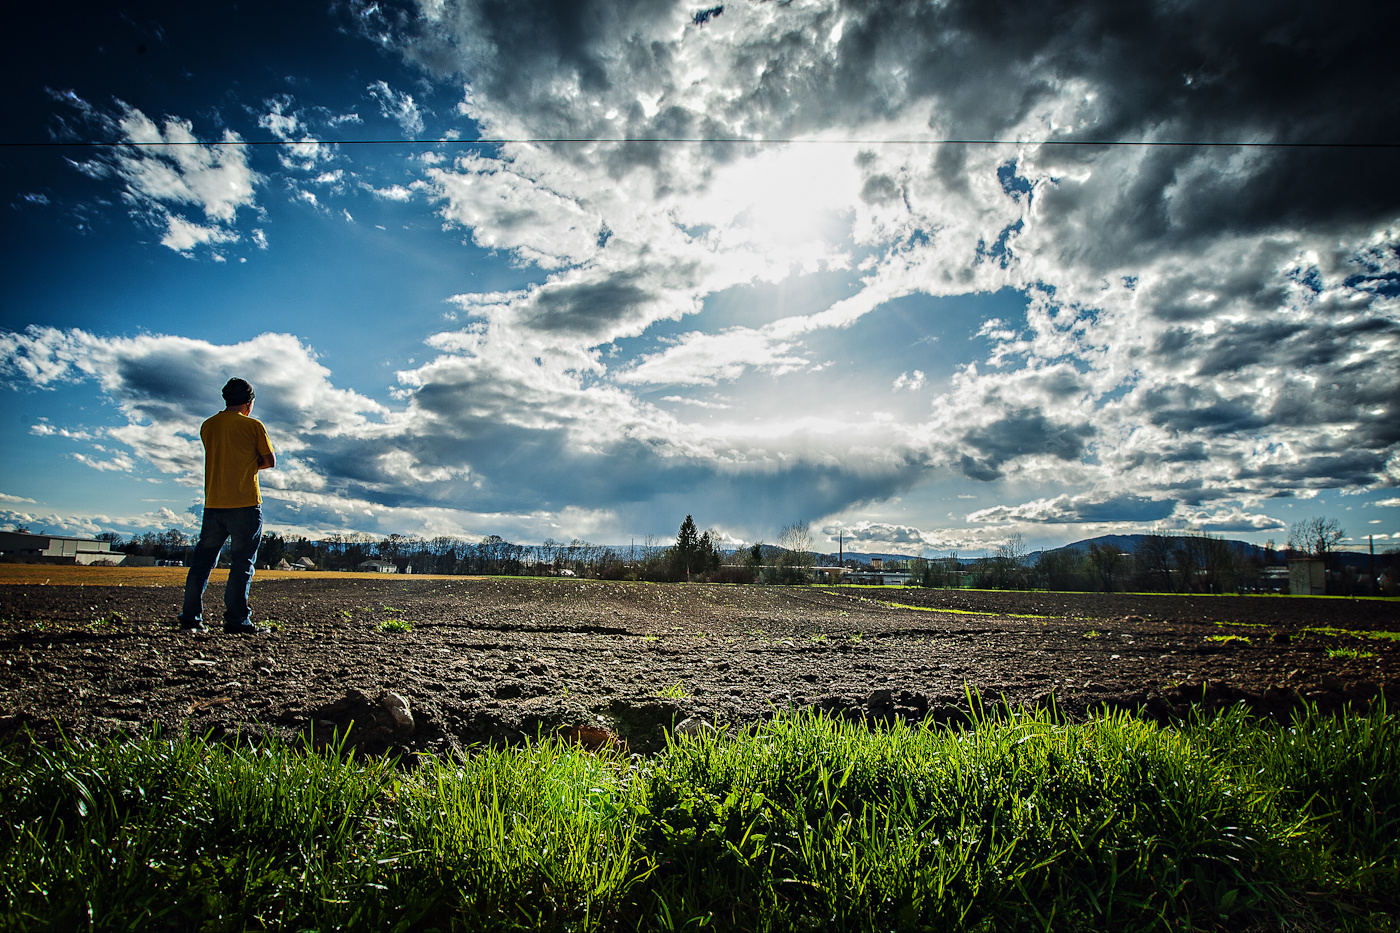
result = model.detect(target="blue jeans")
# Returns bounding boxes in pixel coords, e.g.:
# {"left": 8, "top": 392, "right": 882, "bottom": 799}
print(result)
{"left": 179, "top": 506, "right": 263, "bottom": 626}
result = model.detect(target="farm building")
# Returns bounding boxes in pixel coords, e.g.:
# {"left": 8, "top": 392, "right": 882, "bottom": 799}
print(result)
{"left": 0, "top": 531, "right": 122, "bottom": 565}
{"left": 358, "top": 559, "right": 397, "bottom": 573}
{"left": 1288, "top": 558, "right": 1327, "bottom": 596}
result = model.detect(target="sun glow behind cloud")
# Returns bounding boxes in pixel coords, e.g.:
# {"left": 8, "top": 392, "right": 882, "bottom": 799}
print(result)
{"left": 675, "top": 143, "right": 861, "bottom": 258}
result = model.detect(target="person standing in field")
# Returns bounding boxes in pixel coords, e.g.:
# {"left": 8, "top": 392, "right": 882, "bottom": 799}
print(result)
{"left": 177, "top": 378, "right": 275, "bottom": 635}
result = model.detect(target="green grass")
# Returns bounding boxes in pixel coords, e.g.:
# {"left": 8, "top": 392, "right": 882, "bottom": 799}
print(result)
{"left": 378, "top": 618, "right": 413, "bottom": 633}
{"left": 656, "top": 681, "right": 690, "bottom": 699}
{"left": 879, "top": 600, "right": 1052, "bottom": 620}
{"left": 2, "top": 698, "right": 1397, "bottom": 931}
{"left": 1329, "top": 647, "right": 1377, "bottom": 660}
{"left": 1306, "top": 627, "right": 1400, "bottom": 643}
{"left": 1205, "top": 633, "right": 1251, "bottom": 645}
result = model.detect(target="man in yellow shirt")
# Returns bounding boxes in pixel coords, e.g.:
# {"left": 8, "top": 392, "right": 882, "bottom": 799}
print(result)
{"left": 177, "top": 378, "right": 276, "bottom": 635}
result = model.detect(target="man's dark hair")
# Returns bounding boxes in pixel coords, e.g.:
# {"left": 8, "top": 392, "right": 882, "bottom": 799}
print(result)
{"left": 222, "top": 378, "right": 255, "bottom": 406}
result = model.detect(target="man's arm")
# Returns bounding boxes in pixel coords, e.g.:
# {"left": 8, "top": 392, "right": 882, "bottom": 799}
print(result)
{"left": 257, "top": 450, "right": 276, "bottom": 470}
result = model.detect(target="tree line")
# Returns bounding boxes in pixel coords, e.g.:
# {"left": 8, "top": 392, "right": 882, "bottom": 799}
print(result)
{"left": 898, "top": 518, "right": 1392, "bottom": 596}
{"left": 88, "top": 514, "right": 1391, "bottom": 595}
{"left": 90, "top": 515, "right": 816, "bottom": 584}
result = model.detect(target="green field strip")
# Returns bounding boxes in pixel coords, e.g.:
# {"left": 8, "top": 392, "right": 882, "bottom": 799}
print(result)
{"left": 876, "top": 600, "right": 1052, "bottom": 620}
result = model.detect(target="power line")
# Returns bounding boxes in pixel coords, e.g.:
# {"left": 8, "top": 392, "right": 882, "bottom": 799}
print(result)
{"left": 3, "top": 136, "right": 1398, "bottom": 149}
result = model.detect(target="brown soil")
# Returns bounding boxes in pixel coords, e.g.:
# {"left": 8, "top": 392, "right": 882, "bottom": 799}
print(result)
{"left": 1, "top": 577, "right": 1396, "bottom": 756}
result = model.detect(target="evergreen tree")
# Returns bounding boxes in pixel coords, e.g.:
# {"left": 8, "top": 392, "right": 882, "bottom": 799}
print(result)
{"left": 697, "top": 530, "right": 723, "bottom": 573}
{"left": 672, "top": 514, "right": 700, "bottom": 580}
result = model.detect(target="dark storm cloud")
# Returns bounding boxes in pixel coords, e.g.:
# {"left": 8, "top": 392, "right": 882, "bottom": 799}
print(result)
{"left": 1237, "top": 451, "right": 1390, "bottom": 489}
{"left": 1123, "top": 440, "right": 1210, "bottom": 467}
{"left": 516, "top": 273, "right": 663, "bottom": 337}
{"left": 109, "top": 350, "right": 231, "bottom": 422}
{"left": 361, "top": 0, "right": 1398, "bottom": 222}
{"left": 1032, "top": 366, "right": 1087, "bottom": 400}
{"left": 1152, "top": 316, "right": 1399, "bottom": 379}
{"left": 1132, "top": 308, "right": 1399, "bottom": 482}
{"left": 1071, "top": 495, "right": 1175, "bottom": 524}
{"left": 1142, "top": 386, "right": 1270, "bottom": 435}
{"left": 958, "top": 408, "right": 1094, "bottom": 481}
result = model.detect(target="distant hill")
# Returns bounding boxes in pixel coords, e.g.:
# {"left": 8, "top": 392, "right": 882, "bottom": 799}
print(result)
{"left": 728, "top": 534, "right": 1389, "bottom": 571}
{"left": 1038, "top": 534, "right": 1384, "bottom": 571}
{"left": 1042, "top": 534, "right": 1154, "bottom": 557}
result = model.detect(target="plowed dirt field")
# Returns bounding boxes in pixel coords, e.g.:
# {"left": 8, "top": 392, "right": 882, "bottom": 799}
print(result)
{"left": 1, "top": 568, "right": 1396, "bottom": 755}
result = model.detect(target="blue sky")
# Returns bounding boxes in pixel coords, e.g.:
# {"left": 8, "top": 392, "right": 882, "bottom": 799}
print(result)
{"left": 2, "top": 0, "right": 1398, "bottom": 556}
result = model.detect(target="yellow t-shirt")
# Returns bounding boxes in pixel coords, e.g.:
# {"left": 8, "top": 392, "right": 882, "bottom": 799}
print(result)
{"left": 201, "top": 411, "right": 274, "bottom": 508}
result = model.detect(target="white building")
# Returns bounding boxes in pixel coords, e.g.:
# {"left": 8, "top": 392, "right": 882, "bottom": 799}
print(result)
{"left": 1288, "top": 558, "right": 1327, "bottom": 596}
{"left": 0, "top": 531, "right": 119, "bottom": 565}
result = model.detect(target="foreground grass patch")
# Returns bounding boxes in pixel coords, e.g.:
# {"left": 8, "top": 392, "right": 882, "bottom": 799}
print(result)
{"left": 2, "top": 700, "right": 1397, "bottom": 931}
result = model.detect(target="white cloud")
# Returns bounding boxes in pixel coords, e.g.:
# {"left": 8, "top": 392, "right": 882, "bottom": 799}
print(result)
{"left": 824, "top": 521, "right": 932, "bottom": 549}
{"left": 615, "top": 328, "right": 808, "bottom": 386}
{"left": 367, "top": 80, "right": 424, "bottom": 136}
{"left": 370, "top": 183, "right": 417, "bottom": 202}
{"left": 161, "top": 214, "right": 240, "bottom": 252}
{"left": 258, "top": 96, "right": 334, "bottom": 170}
{"left": 427, "top": 158, "right": 603, "bottom": 269}
{"left": 1, "top": 509, "right": 104, "bottom": 537}
{"left": 64, "top": 98, "right": 258, "bottom": 255}
{"left": 892, "top": 370, "right": 925, "bottom": 391}
{"left": 29, "top": 422, "right": 92, "bottom": 439}
{"left": 659, "top": 396, "right": 732, "bottom": 409}
{"left": 71, "top": 451, "right": 135, "bottom": 472}
{"left": 0, "top": 493, "right": 37, "bottom": 504}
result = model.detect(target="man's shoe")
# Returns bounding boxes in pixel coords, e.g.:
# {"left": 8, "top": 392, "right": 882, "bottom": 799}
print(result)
{"left": 178, "top": 619, "right": 207, "bottom": 634}
{"left": 223, "top": 620, "right": 267, "bottom": 636}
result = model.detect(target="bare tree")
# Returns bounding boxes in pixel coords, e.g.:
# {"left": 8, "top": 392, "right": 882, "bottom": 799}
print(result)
{"left": 987, "top": 533, "right": 1030, "bottom": 589}
{"left": 1134, "top": 530, "right": 1176, "bottom": 592}
{"left": 1087, "top": 541, "right": 1124, "bottom": 593}
{"left": 1200, "top": 534, "right": 1239, "bottom": 594}
{"left": 776, "top": 520, "right": 815, "bottom": 584}
{"left": 538, "top": 537, "right": 561, "bottom": 574}
{"left": 1035, "top": 548, "right": 1086, "bottom": 591}
{"left": 1172, "top": 534, "right": 1207, "bottom": 592}
{"left": 1288, "top": 517, "right": 1345, "bottom": 558}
